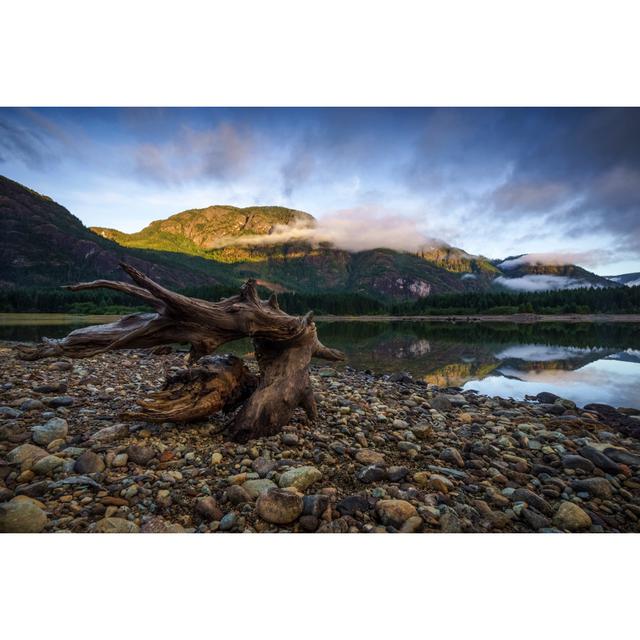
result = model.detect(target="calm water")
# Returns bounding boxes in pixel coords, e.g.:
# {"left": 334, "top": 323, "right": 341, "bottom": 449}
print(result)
{"left": 2, "top": 314, "right": 640, "bottom": 410}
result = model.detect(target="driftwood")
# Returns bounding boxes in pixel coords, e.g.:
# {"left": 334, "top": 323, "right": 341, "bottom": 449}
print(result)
{"left": 122, "top": 354, "right": 258, "bottom": 423}
{"left": 17, "top": 263, "right": 345, "bottom": 442}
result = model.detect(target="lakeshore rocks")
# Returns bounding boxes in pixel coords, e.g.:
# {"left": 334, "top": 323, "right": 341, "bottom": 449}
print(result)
{"left": 278, "top": 466, "right": 322, "bottom": 491}
{"left": 94, "top": 517, "right": 140, "bottom": 533}
{"left": 355, "top": 449, "right": 385, "bottom": 465}
{"left": 127, "top": 444, "right": 156, "bottom": 466}
{"left": 242, "top": 479, "right": 277, "bottom": 499}
{"left": 7, "top": 443, "right": 47, "bottom": 467}
{"left": 579, "top": 446, "right": 621, "bottom": 475}
{"left": 74, "top": 451, "right": 105, "bottom": 474}
{"left": 195, "top": 496, "right": 223, "bottom": 521}
{"left": 571, "top": 478, "right": 613, "bottom": 499}
{"left": 32, "top": 455, "right": 64, "bottom": 476}
{"left": 553, "top": 502, "right": 592, "bottom": 531}
{"left": 1, "top": 347, "right": 639, "bottom": 534}
{"left": 256, "top": 488, "right": 304, "bottom": 524}
{"left": 0, "top": 496, "right": 48, "bottom": 532}
{"left": 376, "top": 500, "right": 418, "bottom": 528}
{"left": 31, "top": 417, "right": 68, "bottom": 445}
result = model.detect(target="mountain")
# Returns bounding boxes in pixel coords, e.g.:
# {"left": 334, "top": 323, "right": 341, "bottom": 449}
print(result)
{"left": 606, "top": 272, "right": 640, "bottom": 287}
{"left": 0, "top": 175, "right": 236, "bottom": 289}
{"left": 492, "top": 254, "right": 620, "bottom": 291}
{"left": 90, "top": 203, "right": 500, "bottom": 298}
{"left": 1, "top": 174, "right": 623, "bottom": 301}
{"left": 92, "top": 205, "right": 315, "bottom": 255}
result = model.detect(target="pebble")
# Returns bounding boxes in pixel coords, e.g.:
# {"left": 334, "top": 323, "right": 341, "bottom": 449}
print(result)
{"left": 7, "top": 443, "right": 48, "bottom": 466}
{"left": 74, "top": 451, "right": 105, "bottom": 474}
{"left": 336, "top": 495, "right": 372, "bottom": 516}
{"left": 242, "top": 479, "right": 277, "bottom": 500}
{"left": 355, "top": 449, "right": 386, "bottom": 465}
{"left": 571, "top": 478, "right": 613, "bottom": 499}
{"left": 2, "top": 350, "right": 639, "bottom": 535}
{"left": 0, "top": 496, "right": 48, "bottom": 532}
{"left": 94, "top": 517, "right": 140, "bottom": 533}
{"left": 561, "top": 455, "right": 595, "bottom": 473}
{"left": 376, "top": 499, "right": 418, "bottom": 528}
{"left": 256, "top": 488, "right": 304, "bottom": 524}
{"left": 579, "top": 446, "right": 620, "bottom": 475}
{"left": 302, "top": 494, "right": 330, "bottom": 517}
{"left": 196, "top": 496, "right": 223, "bottom": 521}
{"left": 31, "top": 417, "right": 68, "bottom": 446}
{"left": 440, "top": 509, "right": 462, "bottom": 533}
{"left": 112, "top": 453, "right": 129, "bottom": 467}
{"left": 357, "top": 465, "right": 387, "bottom": 483}
{"left": 227, "top": 485, "right": 251, "bottom": 505}
{"left": 219, "top": 512, "right": 237, "bottom": 531}
{"left": 553, "top": 502, "right": 592, "bottom": 531}
{"left": 127, "top": 444, "right": 156, "bottom": 466}
{"left": 278, "top": 466, "right": 322, "bottom": 491}
{"left": 32, "top": 455, "right": 64, "bottom": 476}
{"left": 441, "top": 447, "right": 465, "bottom": 468}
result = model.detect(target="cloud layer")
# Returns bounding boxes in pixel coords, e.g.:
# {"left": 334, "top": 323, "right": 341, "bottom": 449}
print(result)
{"left": 494, "top": 274, "right": 600, "bottom": 292}
{"left": 0, "top": 107, "right": 638, "bottom": 274}
{"left": 209, "top": 207, "right": 441, "bottom": 254}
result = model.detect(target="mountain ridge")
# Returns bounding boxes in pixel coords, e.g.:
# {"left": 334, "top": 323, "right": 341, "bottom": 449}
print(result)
{"left": 0, "top": 175, "right": 626, "bottom": 300}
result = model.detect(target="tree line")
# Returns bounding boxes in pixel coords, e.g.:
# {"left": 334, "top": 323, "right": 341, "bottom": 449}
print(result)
{"left": 0, "top": 283, "right": 638, "bottom": 316}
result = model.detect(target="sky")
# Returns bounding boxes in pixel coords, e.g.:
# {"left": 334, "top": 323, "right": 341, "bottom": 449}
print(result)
{"left": 1, "top": 107, "right": 639, "bottom": 275}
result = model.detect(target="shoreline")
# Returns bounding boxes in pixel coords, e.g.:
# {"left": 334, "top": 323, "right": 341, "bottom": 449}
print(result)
{"left": 1, "top": 348, "right": 639, "bottom": 533}
{"left": 1, "top": 312, "right": 639, "bottom": 325}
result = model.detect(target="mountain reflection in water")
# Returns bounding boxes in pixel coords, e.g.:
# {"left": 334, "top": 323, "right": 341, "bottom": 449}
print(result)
{"left": 2, "top": 316, "right": 640, "bottom": 409}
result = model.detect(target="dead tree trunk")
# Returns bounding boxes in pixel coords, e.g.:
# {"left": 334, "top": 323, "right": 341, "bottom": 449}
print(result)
{"left": 17, "top": 263, "right": 345, "bottom": 441}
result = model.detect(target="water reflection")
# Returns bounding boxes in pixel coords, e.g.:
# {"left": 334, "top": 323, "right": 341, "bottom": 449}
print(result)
{"left": 2, "top": 315, "right": 640, "bottom": 409}
{"left": 465, "top": 358, "right": 640, "bottom": 409}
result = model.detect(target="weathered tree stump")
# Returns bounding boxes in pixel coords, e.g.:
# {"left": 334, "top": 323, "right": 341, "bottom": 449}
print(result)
{"left": 122, "top": 354, "right": 258, "bottom": 423}
{"left": 17, "top": 263, "right": 345, "bottom": 442}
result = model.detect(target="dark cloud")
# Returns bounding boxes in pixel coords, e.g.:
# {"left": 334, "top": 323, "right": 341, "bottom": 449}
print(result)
{"left": 0, "top": 108, "right": 84, "bottom": 171}
{"left": 456, "top": 108, "right": 640, "bottom": 253}
{"left": 2, "top": 107, "right": 639, "bottom": 267}
{"left": 0, "top": 119, "right": 59, "bottom": 169}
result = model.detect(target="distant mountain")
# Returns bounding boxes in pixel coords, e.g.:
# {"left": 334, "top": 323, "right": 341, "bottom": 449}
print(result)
{"left": 1, "top": 175, "right": 624, "bottom": 300}
{"left": 90, "top": 202, "right": 500, "bottom": 299}
{"left": 92, "top": 205, "right": 314, "bottom": 254}
{"left": 606, "top": 272, "right": 640, "bottom": 287}
{"left": 492, "top": 254, "right": 620, "bottom": 291}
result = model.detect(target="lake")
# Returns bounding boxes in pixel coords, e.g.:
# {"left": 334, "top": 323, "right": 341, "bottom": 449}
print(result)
{"left": 1, "top": 314, "right": 640, "bottom": 410}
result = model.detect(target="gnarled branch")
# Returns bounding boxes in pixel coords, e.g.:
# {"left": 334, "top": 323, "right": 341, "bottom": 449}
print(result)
{"left": 16, "top": 263, "right": 345, "bottom": 441}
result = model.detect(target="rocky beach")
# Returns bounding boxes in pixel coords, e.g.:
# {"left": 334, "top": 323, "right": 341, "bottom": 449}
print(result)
{"left": 1, "top": 343, "right": 639, "bottom": 533}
